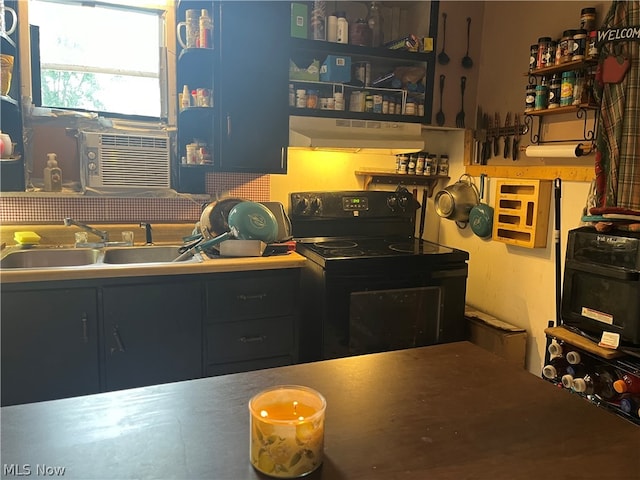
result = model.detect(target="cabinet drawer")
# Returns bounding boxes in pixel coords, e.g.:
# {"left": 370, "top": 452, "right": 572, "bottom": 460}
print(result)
{"left": 205, "top": 355, "right": 293, "bottom": 377}
{"left": 206, "top": 316, "right": 294, "bottom": 363}
{"left": 206, "top": 271, "right": 297, "bottom": 322}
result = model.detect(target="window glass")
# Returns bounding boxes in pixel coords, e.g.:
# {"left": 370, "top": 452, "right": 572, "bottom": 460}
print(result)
{"left": 29, "top": 0, "right": 165, "bottom": 118}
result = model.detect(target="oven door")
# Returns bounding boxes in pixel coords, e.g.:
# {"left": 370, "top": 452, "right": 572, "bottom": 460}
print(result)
{"left": 349, "top": 286, "right": 442, "bottom": 356}
{"left": 300, "top": 262, "right": 468, "bottom": 360}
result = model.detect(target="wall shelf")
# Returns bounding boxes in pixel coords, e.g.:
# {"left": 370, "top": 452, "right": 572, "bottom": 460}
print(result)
{"left": 355, "top": 170, "right": 449, "bottom": 195}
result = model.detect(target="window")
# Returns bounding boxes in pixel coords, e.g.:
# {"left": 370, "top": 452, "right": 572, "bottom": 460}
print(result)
{"left": 28, "top": 0, "right": 170, "bottom": 119}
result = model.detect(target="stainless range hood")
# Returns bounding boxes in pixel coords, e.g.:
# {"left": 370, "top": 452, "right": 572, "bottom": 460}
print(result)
{"left": 289, "top": 116, "right": 425, "bottom": 153}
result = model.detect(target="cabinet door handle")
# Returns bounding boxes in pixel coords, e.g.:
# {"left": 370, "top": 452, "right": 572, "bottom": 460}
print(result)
{"left": 237, "top": 293, "right": 267, "bottom": 301}
{"left": 226, "top": 114, "right": 231, "bottom": 138}
{"left": 280, "top": 147, "right": 286, "bottom": 170}
{"left": 239, "top": 335, "right": 266, "bottom": 343}
{"left": 112, "top": 327, "right": 126, "bottom": 353}
{"left": 81, "top": 314, "right": 88, "bottom": 343}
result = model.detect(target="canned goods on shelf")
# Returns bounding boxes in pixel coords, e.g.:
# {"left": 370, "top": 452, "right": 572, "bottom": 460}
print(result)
{"left": 560, "top": 71, "right": 575, "bottom": 106}
{"left": 535, "top": 84, "right": 548, "bottom": 110}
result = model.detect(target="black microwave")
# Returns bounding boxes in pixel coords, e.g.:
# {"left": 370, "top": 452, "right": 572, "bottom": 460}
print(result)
{"left": 561, "top": 227, "right": 640, "bottom": 346}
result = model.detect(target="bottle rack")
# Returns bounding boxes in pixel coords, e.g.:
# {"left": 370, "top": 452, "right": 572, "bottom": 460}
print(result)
{"left": 544, "top": 325, "right": 640, "bottom": 426}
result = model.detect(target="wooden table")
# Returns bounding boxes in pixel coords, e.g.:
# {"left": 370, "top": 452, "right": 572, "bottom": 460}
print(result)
{"left": 1, "top": 342, "right": 638, "bottom": 479}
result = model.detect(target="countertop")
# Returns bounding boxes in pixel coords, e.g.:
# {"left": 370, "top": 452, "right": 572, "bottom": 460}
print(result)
{"left": 0, "top": 251, "right": 307, "bottom": 283}
{"left": 1, "top": 341, "right": 638, "bottom": 480}
{"left": 1, "top": 223, "right": 306, "bottom": 283}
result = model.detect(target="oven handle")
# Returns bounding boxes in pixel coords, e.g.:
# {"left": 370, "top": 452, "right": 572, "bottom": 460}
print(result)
{"left": 566, "top": 259, "right": 639, "bottom": 281}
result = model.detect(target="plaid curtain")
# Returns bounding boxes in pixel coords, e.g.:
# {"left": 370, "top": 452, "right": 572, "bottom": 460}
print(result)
{"left": 595, "top": 0, "right": 640, "bottom": 210}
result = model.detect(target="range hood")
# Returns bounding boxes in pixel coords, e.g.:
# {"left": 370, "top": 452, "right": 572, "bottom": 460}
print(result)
{"left": 289, "top": 116, "right": 425, "bottom": 153}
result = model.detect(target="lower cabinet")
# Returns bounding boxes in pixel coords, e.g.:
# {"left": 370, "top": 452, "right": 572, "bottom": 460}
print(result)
{"left": 204, "top": 269, "right": 299, "bottom": 376}
{"left": 102, "top": 280, "right": 203, "bottom": 392}
{"left": 1, "top": 267, "right": 301, "bottom": 405}
{"left": 1, "top": 288, "right": 100, "bottom": 406}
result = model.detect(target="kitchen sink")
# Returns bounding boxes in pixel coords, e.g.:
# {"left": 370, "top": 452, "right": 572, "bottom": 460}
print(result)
{"left": 101, "top": 246, "right": 185, "bottom": 264}
{"left": 0, "top": 245, "right": 191, "bottom": 269}
{"left": 0, "top": 248, "right": 101, "bottom": 269}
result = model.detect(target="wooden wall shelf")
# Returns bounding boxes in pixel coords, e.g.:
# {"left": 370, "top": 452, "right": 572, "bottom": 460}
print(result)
{"left": 355, "top": 170, "right": 449, "bottom": 195}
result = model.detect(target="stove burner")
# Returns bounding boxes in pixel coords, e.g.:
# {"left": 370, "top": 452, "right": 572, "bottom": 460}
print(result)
{"left": 314, "top": 240, "right": 358, "bottom": 249}
{"left": 389, "top": 242, "right": 439, "bottom": 254}
{"left": 329, "top": 249, "right": 365, "bottom": 257}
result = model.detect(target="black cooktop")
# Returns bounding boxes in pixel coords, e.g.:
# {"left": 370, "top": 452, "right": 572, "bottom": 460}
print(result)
{"left": 297, "top": 236, "right": 455, "bottom": 259}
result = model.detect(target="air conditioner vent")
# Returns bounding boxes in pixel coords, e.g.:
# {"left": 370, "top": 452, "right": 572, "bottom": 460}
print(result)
{"left": 80, "top": 131, "right": 171, "bottom": 189}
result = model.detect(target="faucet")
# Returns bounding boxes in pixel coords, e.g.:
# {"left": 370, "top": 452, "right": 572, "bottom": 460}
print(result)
{"left": 140, "top": 222, "right": 153, "bottom": 245}
{"left": 64, "top": 218, "right": 109, "bottom": 243}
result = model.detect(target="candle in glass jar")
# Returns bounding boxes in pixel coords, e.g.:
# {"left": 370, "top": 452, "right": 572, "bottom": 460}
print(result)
{"left": 249, "top": 385, "right": 326, "bottom": 478}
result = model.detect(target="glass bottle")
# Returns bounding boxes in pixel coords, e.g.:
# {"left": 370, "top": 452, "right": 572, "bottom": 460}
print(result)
{"left": 366, "top": 2, "right": 383, "bottom": 47}
{"left": 542, "top": 356, "right": 569, "bottom": 381}
{"left": 613, "top": 373, "right": 640, "bottom": 395}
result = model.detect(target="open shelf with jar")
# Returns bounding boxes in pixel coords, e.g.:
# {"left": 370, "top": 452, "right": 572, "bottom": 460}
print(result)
{"left": 0, "top": 4, "right": 25, "bottom": 192}
{"left": 289, "top": 37, "right": 434, "bottom": 124}
{"left": 523, "top": 58, "right": 599, "bottom": 146}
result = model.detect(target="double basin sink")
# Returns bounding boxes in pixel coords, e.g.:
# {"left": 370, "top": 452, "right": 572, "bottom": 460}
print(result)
{"left": 0, "top": 245, "right": 192, "bottom": 269}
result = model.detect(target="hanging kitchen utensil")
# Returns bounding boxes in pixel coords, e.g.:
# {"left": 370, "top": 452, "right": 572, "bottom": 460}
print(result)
{"left": 438, "top": 12, "right": 450, "bottom": 65}
{"left": 503, "top": 112, "right": 511, "bottom": 159}
{"left": 461, "top": 17, "right": 473, "bottom": 69}
{"left": 512, "top": 113, "right": 520, "bottom": 161}
{"left": 436, "top": 74, "right": 446, "bottom": 126}
{"left": 455, "top": 76, "right": 466, "bottom": 128}
{"left": 469, "top": 174, "right": 494, "bottom": 238}
{"left": 419, "top": 188, "right": 427, "bottom": 239}
{"left": 434, "top": 173, "right": 479, "bottom": 227}
{"left": 493, "top": 112, "right": 500, "bottom": 157}
{"left": 196, "top": 201, "right": 279, "bottom": 252}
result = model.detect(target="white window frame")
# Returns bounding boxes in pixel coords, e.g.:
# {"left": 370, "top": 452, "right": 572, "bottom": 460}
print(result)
{"left": 18, "top": 0, "right": 177, "bottom": 126}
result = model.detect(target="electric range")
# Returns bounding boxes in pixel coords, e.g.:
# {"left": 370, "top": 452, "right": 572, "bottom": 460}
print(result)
{"left": 289, "top": 190, "right": 470, "bottom": 361}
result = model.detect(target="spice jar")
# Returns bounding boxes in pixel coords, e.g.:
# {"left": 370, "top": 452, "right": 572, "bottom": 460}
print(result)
{"left": 537, "top": 37, "right": 553, "bottom": 69}
{"left": 548, "top": 74, "right": 561, "bottom": 108}
{"left": 558, "top": 30, "right": 575, "bottom": 64}
{"left": 529, "top": 44, "right": 539, "bottom": 71}
{"left": 572, "top": 29, "right": 587, "bottom": 61}
{"left": 525, "top": 84, "right": 536, "bottom": 112}
{"left": 306, "top": 89, "right": 319, "bottom": 109}
{"left": 296, "top": 89, "right": 307, "bottom": 108}
{"left": 580, "top": 7, "right": 597, "bottom": 31}
{"left": 587, "top": 30, "right": 599, "bottom": 59}
{"left": 349, "top": 18, "right": 372, "bottom": 46}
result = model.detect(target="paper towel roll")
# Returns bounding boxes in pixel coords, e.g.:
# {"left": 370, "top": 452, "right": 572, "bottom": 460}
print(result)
{"left": 525, "top": 144, "right": 590, "bottom": 158}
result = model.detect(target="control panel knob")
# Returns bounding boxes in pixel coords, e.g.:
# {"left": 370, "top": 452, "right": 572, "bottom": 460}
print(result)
{"left": 87, "top": 161, "right": 98, "bottom": 172}
{"left": 387, "top": 195, "right": 398, "bottom": 211}
{"left": 309, "top": 198, "right": 321, "bottom": 214}
{"left": 87, "top": 151, "right": 97, "bottom": 161}
{"left": 293, "top": 197, "right": 309, "bottom": 214}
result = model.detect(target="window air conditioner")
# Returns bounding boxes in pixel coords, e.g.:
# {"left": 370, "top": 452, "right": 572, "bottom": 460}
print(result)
{"left": 80, "top": 131, "right": 171, "bottom": 189}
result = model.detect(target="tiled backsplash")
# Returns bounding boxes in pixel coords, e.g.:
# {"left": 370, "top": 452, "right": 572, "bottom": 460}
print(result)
{"left": 1, "top": 173, "right": 270, "bottom": 224}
